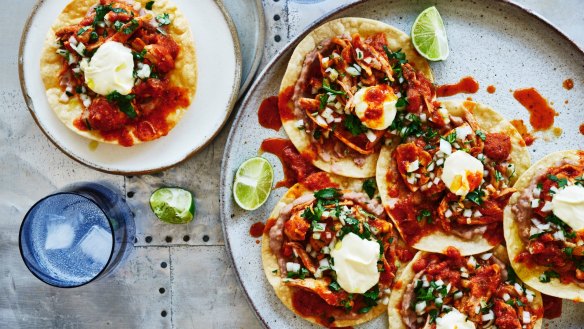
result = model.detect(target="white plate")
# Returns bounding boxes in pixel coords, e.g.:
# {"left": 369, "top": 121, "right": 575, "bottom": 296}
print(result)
{"left": 19, "top": 0, "right": 241, "bottom": 174}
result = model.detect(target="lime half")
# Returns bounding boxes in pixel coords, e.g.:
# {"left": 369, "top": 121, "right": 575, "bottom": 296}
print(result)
{"left": 150, "top": 187, "right": 195, "bottom": 224}
{"left": 411, "top": 6, "right": 449, "bottom": 61}
{"left": 233, "top": 157, "right": 273, "bottom": 211}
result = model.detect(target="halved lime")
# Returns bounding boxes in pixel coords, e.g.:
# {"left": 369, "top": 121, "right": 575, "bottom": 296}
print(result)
{"left": 149, "top": 187, "right": 195, "bottom": 224}
{"left": 233, "top": 157, "right": 273, "bottom": 211}
{"left": 411, "top": 6, "right": 449, "bottom": 61}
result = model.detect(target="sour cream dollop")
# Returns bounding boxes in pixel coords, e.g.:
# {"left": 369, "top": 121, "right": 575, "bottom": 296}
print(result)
{"left": 435, "top": 308, "right": 476, "bottom": 329}
{"left": 552, "top": 184, "right": 584, "bottom": 231}
{"left": 441, "top": 150, "right": 484, "bottom": 197}
{"left": 330, "top": 232, "right": 380, "bottom": 294}
{"left": 82, "top": 41, "right": 135, "bottom": 96}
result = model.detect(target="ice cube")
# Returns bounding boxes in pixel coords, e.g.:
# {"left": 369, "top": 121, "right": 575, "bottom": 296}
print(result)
{"left": 45, "top": 222, "right": 75, "bottom": 250}
{"left": 79, "top": 226, "right": 112, "bottom": 266}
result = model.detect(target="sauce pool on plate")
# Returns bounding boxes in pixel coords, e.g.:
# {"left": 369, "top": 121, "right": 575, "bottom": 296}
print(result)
{"left": 513, "top": 88, "right": 557, "bottom": 131}
{"left": 563, "top": 78, "right": 574, "bottom": 90}
{"left": 510, "top": 119, "right": 536, "bottom": 146}
{"left": 487, "top": 85, "right": 496, "bottom": 94}
{"left": 257, "top": 96, "right": 282, "bottom": 131}
{"left": 249, "top": 222, "right": 265, "bottom": 238}
{"left": 436, "top": 76, "right": 479, "bottom": 97}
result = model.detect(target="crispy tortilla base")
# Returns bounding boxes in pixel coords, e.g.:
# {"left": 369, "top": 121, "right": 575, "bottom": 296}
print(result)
{"left": 388, "top": 246, "right": 543, "bottom": 329}
{"left": 40, "top": 0, "right": 197, "bottom": 145}
{"left": 279, "top": 17, "right": 433, "bottom": 178}
{"left": 262, "top": 172, "right": 404, "bottom": 327}
{"left": 377, "top": 99, "right": 531, "bottom": 255}
{"left": 504, "top": 150, "right": 584, "bottom": 301}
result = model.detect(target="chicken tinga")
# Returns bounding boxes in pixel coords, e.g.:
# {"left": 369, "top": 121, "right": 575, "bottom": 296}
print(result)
{"left": 388, "top": 247, "right": 543, "bottom": 329}
{"left": 376, "top": 100, "right": 530, "bottom": 255}
{"left": 278, "top": 17, "right": 433, "bottom": 178}
{"left": 41, "top": 0, "right": 196, "bottom": 146}
{"left": 262, "top": 172, "right": 408, "bottom": 327}
{"left": 505, "top": 150, "right": 584, "bottom": 301}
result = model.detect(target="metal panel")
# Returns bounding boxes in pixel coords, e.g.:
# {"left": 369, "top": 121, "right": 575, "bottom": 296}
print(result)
{"left": 170, "top": 246, "right": 260, "bottom": 329}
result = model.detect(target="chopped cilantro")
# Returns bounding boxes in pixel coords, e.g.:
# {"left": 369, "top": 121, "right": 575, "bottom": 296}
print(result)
{"left": 529, "top": 231, "right": 548, "bottom": 240}
{"left": 495, "top": 170, "right": 504, "bottom": 182}
{"left": 329, "top": 281, "right": 341, "bottom": 292}
{"left": 321, "top": 79, "right": 346, "bottom": 96}
{"left": 564, "top": 247, "right": 574, "bottom": 257}
{"left": 428, "top": 309, "right": 439, "bottom": 323}
{"left": 358, "top": 306, "right": 373, "bottom": 314}
{"left": 539, "top": 270, "right": 560, "bottom": 283}
{"left": 156, "top": 13, "right": 171, "bottom": 26}
{"left": 89, "top": 31, "right": 99, "bottom": 42}
{"left": 363, "top": 178, "right": 377, "bottom": 199}
{"left": 319, "top": 94, "right": 327, "bottom": 110}
{"left": 416, "top": 209, "right": 432, "bottom": 223}
{"left": 444, "top": 131, "right": 457, "bottom": 144}
{"left": 344, "top": 114, "right": 368, "bottom": 136}
{"left": 113, "top": 20, "right": 124, "bottom": 31}
{"left": 314, "top": 188, "right": 341, "bottom": 200}
{"left": 77, "top": 27, "right": 89, "bottom": 35}
{"left": 145, "top": 1, "right": 155, "bottom": 10}
{"left": 466, "top": 187, "right": 485, "bottom": 205}
{"left": 476, "top": 130, "right": 486, "bottom": 141}
{"left": 395, "top": 96, "right": 408, "bottom": 108}
{"left": 548, "top": 174, "right": 568, "bottom": 188}
{"left": 313, "top": 128, "right": 322, "bottom": 140}
{"left": 286, "top": 267, "right": 309, "bottom": 279}
{"left": 93, "top": 5, "right": 112, "bottom": 26}
{"left": 106, "top": 91, "right": 137, "bottom": 118}
{"left": 111, "top": 8, "right": 128, "bottom": 14}
{"left": 133, "top": 49, "right": 147, "bottom": 61}
{"left": 122, "top": 19, "right": 140, "bottom": 35}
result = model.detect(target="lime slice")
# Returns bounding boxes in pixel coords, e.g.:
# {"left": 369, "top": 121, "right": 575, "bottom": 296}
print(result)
{"left": 233, "top": 157, "right": 273, "bottom": 211}
{"left": 411, "top": 6, "right": 449, "bottom": 61}
{"left": 149, "top": 187, "right": 195, "bottom": 224}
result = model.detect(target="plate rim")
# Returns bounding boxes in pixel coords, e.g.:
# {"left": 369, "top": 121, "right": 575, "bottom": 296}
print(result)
{"left": 18, "top": 0, "right": 242, "bottom": 175}
{"left": 219, "top": 0, "right": 584, "bottom": 328}
{"left": 236, "top": 0, "right": 266, "bottom": 97}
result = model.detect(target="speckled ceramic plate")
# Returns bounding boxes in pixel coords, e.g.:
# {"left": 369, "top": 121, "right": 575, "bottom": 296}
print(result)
{"left": 223, "top": 0, "right": 265, "bottom": 97}
{"left": 20, "top": 0, "right": 241, "bottom": 175}
{"left": 221, "top": 0, "right": 584, "bottom": 328}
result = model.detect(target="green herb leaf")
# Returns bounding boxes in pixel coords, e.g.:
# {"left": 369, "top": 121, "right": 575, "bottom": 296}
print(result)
{"left": 358, "top": 306, "right": 373, "bottom": 314}
{"left": 94, "top": 5, "right": 112, "bottom": 26}
{"left": 77, "top": 27, "right": 88, "bottom": 35}
{"left": 145, "top": 1, "right": 155, "bottom": 10}
{"left": 396, "top": 96, "right": 408, "bottom": 108}
{"left": 89, "top": 31, "right": 99, "bottom": 42}
{"left": 539, "top": 270, "right": 560, "bottom": 283}
{"left": 466, "top": 187, "right": 485, "bottom": 206}
{"left": 495, "top": 170, "right": 504, "bottom": 182}
{"left": 344, "top": 114, "right": 368, "bottom": 136}
{"left": 106, "top": 91, "right": 137, "bottom": 118}
{"left": 329, "top": 281, "right": 341, "bottom": 292}
{"left": 314, "top": 188, "right": 342, "bottom": 200}
{"left": 564, "top": 247, "right": 574, "bottom": 257}
{"left": 113, "top": 20, "right": 124, "bottom": 31}
{"left": 444, "top": 131, "right": 457, "bottom": 144}
{"left": 363, "top": 178, "right": 377, "bottom": 199}
{"left": 156, "top": 13, "right": 171, "bottom": 26}
{"left": 548, "top": 174, "right": 568, "bottom": 189}
{"left": 313, "top": 128, "right": 322, "bottom": 140}
{"left": 476, "top": 130, "right": 486, "bottom": 141}
{"left": 122, "top": 19, "right": 140, "bottom": 35}
{"left": 133, "top": 49, "right": 148, "bottom": 61}
{"left": 321, "top": 79, "right": 346, "bottom": 96}
{"left": 319, "top": 94, "right": 328, "bottom": 110}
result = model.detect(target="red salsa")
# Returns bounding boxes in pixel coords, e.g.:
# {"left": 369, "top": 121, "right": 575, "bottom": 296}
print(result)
{"left": 513, "top": 88, "right": 557, "bottom": 131}
{"left": 436, "top": 76, "right": 480, "bottom": 97}
{"left": 258, "top": 96, "right": 282, "bottom": 131}
{"left": 260, "top": 138, "right": 319, "bottom": 188}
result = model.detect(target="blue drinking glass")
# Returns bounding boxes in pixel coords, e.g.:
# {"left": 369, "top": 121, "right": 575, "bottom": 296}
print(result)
{"left": 19, "top": 182, "right": 136, "bottom": 288}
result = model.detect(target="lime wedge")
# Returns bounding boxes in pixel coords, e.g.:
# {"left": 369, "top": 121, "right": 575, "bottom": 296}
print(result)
{"left": 411, "top": 6, "right": 449, "bottom": 61}
{"left": 233, "top": 157, "right": 273, "bottom": 211}
{"left": 150, "top": 187, "right": 195, "bottom": 224}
